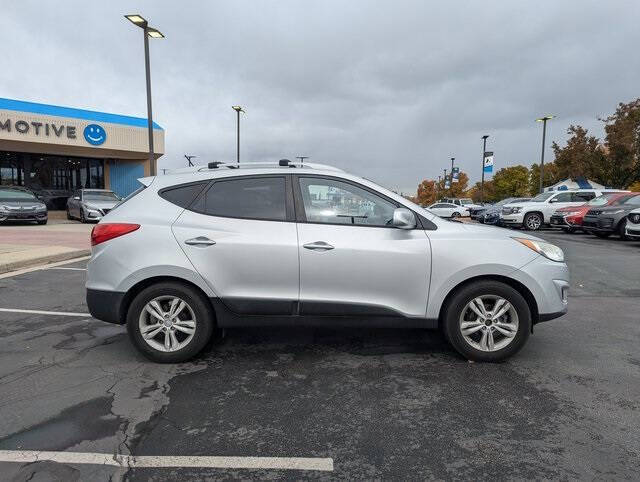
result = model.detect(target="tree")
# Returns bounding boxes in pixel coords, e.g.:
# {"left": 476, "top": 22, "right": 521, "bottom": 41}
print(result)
{"left": 439, "top": 172, "right": 469, "bottom": 198}
{"left": 601, "top": 98, "right": 640, "bottom": 188}
{"left": 628, "top": 180, "right": 640, "bottom": 192}
{"left": 467, "top": 180, "right": 495, "bottom": 203}
{"left": 552, "top": 125, "right": 607, "bottom": 183}
{"left": 491, "top": 165, "right": 530, "bottom": 200}
{"left": 414, "top": 179, "right": 437, "bottom": 206}
{"left": 529, "top": 161, "right": 561, "bottom": 195}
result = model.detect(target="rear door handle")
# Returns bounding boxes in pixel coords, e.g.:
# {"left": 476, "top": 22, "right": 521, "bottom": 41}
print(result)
{"left": 303, "top": 241, "right": 334, "bottom": 251}
{"left": 185, "top": 236, "right": 216, "bottom": 246}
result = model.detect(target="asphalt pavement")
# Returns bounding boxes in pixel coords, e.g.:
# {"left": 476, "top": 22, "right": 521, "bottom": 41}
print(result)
{"left": 0, "top": 229, "right": 639, "bottom": 480}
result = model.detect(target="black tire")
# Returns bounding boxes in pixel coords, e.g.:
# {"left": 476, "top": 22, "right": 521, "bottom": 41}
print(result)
{"left": 562, "top": 227, "right": 575, "bottom": 234}
{"left": 523, "top": 212, "right": 542, "bottom": 231}
{"left": 451, "top": 212, "right": 460, "bottom": 218}
{"left": 618, "top": 219, "right": 629, "bottom": 241}
{"left": 37, "top": 219, "right": 47, "bottom": 225}
{"left": 80, "top": 209, "right": 86, "bottom": 223}
{"left": 594, "top": 231, "right": 612, "bottom": 238}
{"left": 66, "top": 208, "right": 72, "bottom": 220}
{"left": 443, "top": 280, "right": 532, "bottom": 362}
{"left": 127, "top": 282, "right": 215, "bottom": 363}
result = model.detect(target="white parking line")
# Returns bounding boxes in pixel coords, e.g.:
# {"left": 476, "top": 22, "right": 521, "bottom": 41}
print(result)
{"left": 0, "top": 256, "right": 90, "bottom": 279}
{"left": 45, "top": 267, "right": 87, "bottom": 271}
{"left": 0, "top": 450, "right": 334, "bottom": 471}
{"left": 0, "top": 308, "right": 90, "bottom": 317}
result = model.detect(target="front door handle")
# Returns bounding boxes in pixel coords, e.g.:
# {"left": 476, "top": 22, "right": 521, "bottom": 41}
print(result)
{"left": 303, "top": 241, "right": 334, "bottom": 251}
{"left": 185, "top": 236, "right": 216, "bottom": 246}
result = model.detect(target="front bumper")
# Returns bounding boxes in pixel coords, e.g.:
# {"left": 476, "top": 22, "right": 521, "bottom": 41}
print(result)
{"left": 512, "top": 255, "right": 569, "bottom": 323}
{"left": 582, "top": 215, "right": 615, "bottom": 232}
{"left": 500, "top": 213, "right": 524, "bottom": 226}
{"left": 0, "top": 211, "right": 48, "bottom": 222}
{"left": 626, "top": 222, "right": 640, "bottom": 239}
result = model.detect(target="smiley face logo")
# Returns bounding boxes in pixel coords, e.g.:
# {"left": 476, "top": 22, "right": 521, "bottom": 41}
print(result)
{"left": 83, "top": 124, "right": 107, "bottom": 145}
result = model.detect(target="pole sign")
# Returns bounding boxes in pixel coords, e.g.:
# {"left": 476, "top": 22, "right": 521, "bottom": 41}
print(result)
{"left": 444, "top": 175, "right": 451, "bottom": 189}
{"left": 483, "top": 151, "right": 494, "bottom": 173}
{"left": 451, "top": 166, "right": 460, "bottom": 183}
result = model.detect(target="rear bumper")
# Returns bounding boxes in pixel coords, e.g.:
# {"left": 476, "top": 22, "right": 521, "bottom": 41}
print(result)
{"left": 87, "top": 288, "right": 126, "bottom": 324}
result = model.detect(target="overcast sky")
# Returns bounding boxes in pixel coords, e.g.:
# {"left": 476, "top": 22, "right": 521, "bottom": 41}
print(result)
{"left": 2, "top": 1, "right": 639, "bottom": 193}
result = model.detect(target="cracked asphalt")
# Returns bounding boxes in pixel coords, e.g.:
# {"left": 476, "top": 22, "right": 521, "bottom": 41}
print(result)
{"left": 0, "top": 230, "right": 639, "bottom": 480}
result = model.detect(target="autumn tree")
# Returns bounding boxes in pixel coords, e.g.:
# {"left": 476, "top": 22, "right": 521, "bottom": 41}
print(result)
{"left": 414, "top": 179, "right": 437, "bottom": 206}
{"left": 440, "top": 172, "right": 469, "bottom": 198}
{"left": 551, "top": 125, "right": 607, "bottom": 184}
{"left": 467, "top": 180, "right": 495, "bottom": 203}
{"left": 529, "top": 161, "right": 561, "bottom": 195}
{"left": 601, "top": 98, "right": 640, "bottom": 188}
{"left": 491, "top": 165, "right": 531, "bottom": 200}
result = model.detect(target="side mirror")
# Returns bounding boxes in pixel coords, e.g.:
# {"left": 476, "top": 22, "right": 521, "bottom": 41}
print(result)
{"left": 392, "top": 208, "right": 416, "bottom": 230}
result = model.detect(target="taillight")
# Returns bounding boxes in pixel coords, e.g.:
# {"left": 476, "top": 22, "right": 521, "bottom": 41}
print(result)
{"left": 91, "top": 223, "right": 140, "bottom": 246}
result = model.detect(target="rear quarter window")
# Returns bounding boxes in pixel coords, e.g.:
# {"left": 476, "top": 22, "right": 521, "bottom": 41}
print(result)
{"left": 159, "top": 181, "right": 209, "bottom": 208}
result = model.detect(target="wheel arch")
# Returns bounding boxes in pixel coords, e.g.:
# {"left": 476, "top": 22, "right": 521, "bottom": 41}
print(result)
{"left": 437, "top": 274, "right": 539, "bottom": 329}
{"left": 120, "top": 275, "right": 217, "bottom": 325}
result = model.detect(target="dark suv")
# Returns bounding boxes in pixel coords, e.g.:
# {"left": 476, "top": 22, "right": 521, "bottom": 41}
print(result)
{"left": 582, "top": 193, "right": 640, "bottom": 239}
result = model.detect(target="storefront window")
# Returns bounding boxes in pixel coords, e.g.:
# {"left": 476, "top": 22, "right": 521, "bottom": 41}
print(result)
{"left": 0, "top": 151, "right": 104, "bottom": 191}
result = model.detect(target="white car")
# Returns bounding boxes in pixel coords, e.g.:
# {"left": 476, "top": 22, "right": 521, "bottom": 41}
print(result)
{"left": 427, "top": 202, "right": 470, "bottom": 218}
{"left": 500, "top": 189, "right": 626, "bottom": 231}
{"left": 626, "top": 208, "right": 640, "bottom": 239}
{"left": 441, "top": 197, "right": 483, "bottom": 210}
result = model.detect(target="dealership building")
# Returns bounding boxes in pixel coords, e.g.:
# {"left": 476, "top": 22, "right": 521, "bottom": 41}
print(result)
{"left": 0, "top": 97, "right": 164, "bottom": 200}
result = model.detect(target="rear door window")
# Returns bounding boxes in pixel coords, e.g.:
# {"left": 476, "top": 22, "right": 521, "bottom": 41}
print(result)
{"left": 193, "top": 176, "right": 288, "bottom": 221}
{"left": 573, "top": 192, "right": 595, "bottom": 201}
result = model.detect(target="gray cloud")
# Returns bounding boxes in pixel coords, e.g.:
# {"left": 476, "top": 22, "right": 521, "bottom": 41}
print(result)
{"left": 2, "top": 0, "right": 639, "bottom": 193}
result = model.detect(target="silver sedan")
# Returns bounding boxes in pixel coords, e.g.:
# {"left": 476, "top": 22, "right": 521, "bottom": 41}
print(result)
{"left": 66, "top": 189, "right": 121, "bottom": 223}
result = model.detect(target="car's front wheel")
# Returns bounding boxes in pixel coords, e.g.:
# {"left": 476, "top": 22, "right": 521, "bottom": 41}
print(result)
{"left": 451, "top": 212, "right": 460, "bottom": 218}
{"left": 443, "top": 280, "right": 531, "bottom": 362}
{"left": 523, "top": 212, "right": 543, "bottom": 231}
{"left": 127, "top": 282, "right": 215, "bottom": 363}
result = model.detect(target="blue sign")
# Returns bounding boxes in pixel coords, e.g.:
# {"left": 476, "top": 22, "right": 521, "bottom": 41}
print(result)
{"left": 83, "top": 124, "right": 107, "bottom": 145}
{"left": 483, "top": 151, "right": 494, "bottom": 173}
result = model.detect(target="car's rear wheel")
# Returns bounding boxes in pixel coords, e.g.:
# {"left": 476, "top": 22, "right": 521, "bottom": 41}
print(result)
{"left": 127, "top": 282, "right": 215, "bottom": 363}
{"left": 443, "top": 280, "right": 531, "bottom": 362}
{"left": 523, "top": 212, "right": 542, "bottom": 231}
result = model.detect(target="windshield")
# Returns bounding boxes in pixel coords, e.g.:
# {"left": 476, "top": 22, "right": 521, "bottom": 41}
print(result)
{"left": 530, "top": 192, "right": 555, "bottom": 202}
{"left": 615, "top": 194, "right": 640, "bottom": 206}
{"left": 588, "top": 194, "right": 617, "bottom": 206}
{"left": 0, "top": 189, "right": 38, "bottom": 202}
{"left": 459, "top": 199, "right": 473, "bottom": 205}
{"left": 84, "top": 191, "right": 119, "bottom": 202}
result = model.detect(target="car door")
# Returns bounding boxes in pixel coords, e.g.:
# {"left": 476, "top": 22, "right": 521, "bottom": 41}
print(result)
{"left": 294, "top": 175, "right": 431, "bottom": 318}
{"left": 172, "top": 175, "right": 299, "bottom": 315}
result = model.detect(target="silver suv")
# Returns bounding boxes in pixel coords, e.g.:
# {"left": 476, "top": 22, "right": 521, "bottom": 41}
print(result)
{"left": 86, "top": 161, "right": 569, "bottom": 363}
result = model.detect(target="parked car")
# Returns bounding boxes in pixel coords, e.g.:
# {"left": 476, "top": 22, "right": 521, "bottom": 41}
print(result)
{"left": 67, "top": 189, "right": 122, "bottom": 223}
{"left": 501, "top": 189, "right": 626, "bottom": 231}
{"left": 441, "top": 197, "right": 484, "bottom": 211}
{"left": 0, "top": 187, "right": 48, "bottom": 224}
{"left": 625, "top": 208, "right": 640, "bottom": 240}
{"left": 478, "top": 198, "right": 531, "bottom": 225}
{"left": 86, "top": 161, "right": 569, "bottom": 363}
{"left": 427, "top": 202, "right": 470, "bottom": 218}
{"left": 550, "top": 192, "right": 631, "bottom": 233}
{"left": 582, "top": 193, "right": 640, "bottom": 239}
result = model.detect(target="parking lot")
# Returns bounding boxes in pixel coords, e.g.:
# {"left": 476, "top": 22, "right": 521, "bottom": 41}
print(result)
{"left": 0, "top": 230, "right": 639, "bottom": 480}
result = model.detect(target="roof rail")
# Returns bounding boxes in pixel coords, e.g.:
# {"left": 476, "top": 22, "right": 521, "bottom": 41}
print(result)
{"left": 196, "top": 160, "right": 343, "bottom": 173}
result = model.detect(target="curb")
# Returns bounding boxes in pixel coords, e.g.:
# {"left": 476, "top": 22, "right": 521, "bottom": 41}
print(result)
{"left": 0, "top": 249, "right": 91, "bottom": 275}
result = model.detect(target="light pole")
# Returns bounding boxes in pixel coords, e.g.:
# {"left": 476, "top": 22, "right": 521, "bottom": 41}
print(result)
{"left": 232, "top": 106, "right": 245, "bottom": 164}
{"left": 296, "top": 156, "right": 309, "bottom": 165}
{"left": 443, "top": 168, "right": 448, "bottom": 196}
{"left": 536, "top": 115, "right": 554, "bottom": 193}
{"left": 481, "top": 135, "right": 489, "bottom": 203}
{"left": 125, "top": 14, "right": 164, "bottom": 176}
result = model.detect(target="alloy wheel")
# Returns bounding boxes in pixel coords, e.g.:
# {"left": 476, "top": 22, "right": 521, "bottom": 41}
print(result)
{"left": 459, "top": 295, "right": 519, "bottom": 352}
{"left": 138, "top": 295, "right": 197, "bottom": 352}
{"left": 525, "top": 214, "right": 541, "bottom": 230}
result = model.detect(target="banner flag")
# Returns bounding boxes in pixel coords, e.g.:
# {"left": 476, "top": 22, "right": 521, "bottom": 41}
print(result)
{"left": 451, "top": 166, "right": 460, "bottom": 183}
{"left": 483, "top": 152, "right": 494, "bottom": 174}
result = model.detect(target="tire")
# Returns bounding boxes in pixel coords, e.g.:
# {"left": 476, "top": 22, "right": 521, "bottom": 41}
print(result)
{"left": 618, "top": 220, "right": 629, "bottom": 241}
{"left": 451, "top": 212, "right": 460, "bottom": 218}
{"left": 562, "top": 227, "right": 575, "bottom": 234}
{"left": 127, "top": 282, "right": 215, "bottom": 363}
{"left": 66, "top": 208, "right": 72, "bottom": 220}
{"left": 443, "top": 280, "right": 532, "bottom": 362}
{"left": 80, "top": 209, "right": 86, "bottom": 223}
{"left": 523, "top": 212, "right": 542, "bottom": 231}
{"left": 37, "top": 219, "right": 47, "bottom": 225}
{"left": 594, "top": 231, "right": 612, "bottom": 238}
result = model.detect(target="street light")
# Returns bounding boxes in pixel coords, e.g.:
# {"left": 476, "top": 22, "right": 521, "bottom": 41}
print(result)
{"left": 232, "top": 106, "right": 245, "bottom": 164}
{"left": 536, "top": 115, "right": 554, "bottom": 193}
{"left": 481, "top": 135, "right": 489, "bottom": 203}
{"left": 125, "top": 14, "right": 164, "bottom": 176}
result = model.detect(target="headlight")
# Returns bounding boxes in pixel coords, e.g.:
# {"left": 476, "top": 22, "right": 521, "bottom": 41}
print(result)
{"left": 513, "top": 237, "right": 564, "bottom": 262}
{"left": 0, "top": 205, "right": 9, "bottom": 213}
{"left": 608, "top": 209, "right": 625, "bottom": 215}
{"left": 511, "top": 207, "right": 522, "bottom": 214}
{"left": 563, "top": 211, "right": 582, "bottom": 217}
{"left": 37, "top": 203, "right": 47, "bottom": 210}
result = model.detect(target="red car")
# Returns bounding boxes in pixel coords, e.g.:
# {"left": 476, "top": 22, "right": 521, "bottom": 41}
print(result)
{"left": 549, "top": 192, "right": 630, "bottom": 233}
